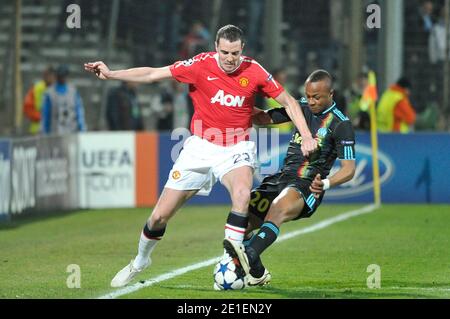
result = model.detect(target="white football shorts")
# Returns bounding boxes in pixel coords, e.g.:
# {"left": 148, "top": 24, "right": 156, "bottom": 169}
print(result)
{"left": 165, "top": 135, "right": 257, "bottom": 196}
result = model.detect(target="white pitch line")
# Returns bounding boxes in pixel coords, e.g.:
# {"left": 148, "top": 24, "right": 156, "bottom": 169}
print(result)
{"left": 99, "top": 257, "right": 222, "bottom": 299}
{"left": 98, "top": 204, "right": 379, "bottom": 299}
{"left": 277, "top": 203, "right": 378, "bottom": 242}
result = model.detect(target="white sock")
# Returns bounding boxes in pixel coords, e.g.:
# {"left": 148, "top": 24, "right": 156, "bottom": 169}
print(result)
{"left": 224, "top": 211, "right": 248, "bottom": 243}
{"left": 225, "top": 224, "right": 246, "bottom": 243}
{"left": 133, "top": 232, "right": 159, "bottom": 269}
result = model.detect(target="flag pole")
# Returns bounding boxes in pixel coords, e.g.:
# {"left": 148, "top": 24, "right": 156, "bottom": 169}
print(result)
{"left": 364, "top": 71, "right": 381, "bottom": 206}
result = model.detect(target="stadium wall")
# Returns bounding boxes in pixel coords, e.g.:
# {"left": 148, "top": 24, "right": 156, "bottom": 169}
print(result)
{"left": 0, "top": 132, "right": 159, "bottom": 220}
{"left": 0, "top": 132, "right": 448, "bottom": 221}
{"left": 78, "top": 132, "right": 158, "bottom": 209}
{"left": 8, "top": 135, "right": 79, "bottom": 218}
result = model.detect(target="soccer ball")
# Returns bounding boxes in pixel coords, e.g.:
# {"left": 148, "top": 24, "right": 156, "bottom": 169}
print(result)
{"left": 213, "top": 256, "right": 245, "bottom": 290}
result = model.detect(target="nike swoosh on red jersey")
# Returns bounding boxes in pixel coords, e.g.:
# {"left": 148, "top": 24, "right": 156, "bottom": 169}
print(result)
{"left": 207, "top": 76, "right": 219, "bottom": 81}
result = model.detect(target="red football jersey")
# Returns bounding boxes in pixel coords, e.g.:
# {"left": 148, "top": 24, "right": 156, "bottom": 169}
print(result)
{"left": 170, "top": 52, "right": 284, "bottom": 146}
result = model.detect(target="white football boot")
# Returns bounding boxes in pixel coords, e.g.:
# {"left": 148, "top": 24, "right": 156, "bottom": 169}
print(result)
{"left": 110, "top": 258, "right": 151, "bottom": 288}
{"left": 246, "top": 268, "right": 271, "bottom": 287}
{"left": 223, "top": 238, "right": 250, "bottom": 275}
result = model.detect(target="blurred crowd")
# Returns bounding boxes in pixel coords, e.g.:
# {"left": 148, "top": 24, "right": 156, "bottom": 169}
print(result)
{"left": 23, "top": 64, "right": 86, "bottom": 135}
{"left": 404, "top": 0, "right": 449, "bottom": 129}
{"left": 20, "top": 0, "right": 448, "bottom": 135}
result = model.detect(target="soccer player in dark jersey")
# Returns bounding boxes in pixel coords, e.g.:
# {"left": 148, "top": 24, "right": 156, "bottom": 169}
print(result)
{"left": 224, "top": 69, "right": 356, "bottom": 286}
{"left": 85, "top": 25, "right": 318, "bottom": 288}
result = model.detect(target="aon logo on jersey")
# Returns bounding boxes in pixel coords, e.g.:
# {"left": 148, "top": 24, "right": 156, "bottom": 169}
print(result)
{"left": 211, "top": 90, "right": 245, "bottom": 107}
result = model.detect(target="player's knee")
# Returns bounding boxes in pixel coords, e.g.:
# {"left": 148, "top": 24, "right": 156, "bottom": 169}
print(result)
{"left": 266, "top": 206, "right": 296, "bottom": 224}
{"left": 150, "top": 212, "right": 170, "bottom": 227}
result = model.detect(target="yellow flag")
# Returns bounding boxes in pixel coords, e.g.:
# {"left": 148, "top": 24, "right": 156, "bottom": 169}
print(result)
{"left": 360, "top": 71, "right": 378, "bottom": 111}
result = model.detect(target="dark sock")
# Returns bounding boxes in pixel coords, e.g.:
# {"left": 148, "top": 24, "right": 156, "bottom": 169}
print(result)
{"left": 243, "top": 232, "right": 255, "bottom": 247}
{"left": 246, "top": 222, "right": 279, "bottom": 278}
{"left": 226, "top": 211, "right": 249, "bottom": 228}
{"left": 143, "top": 223, "right": 166, "bottom": 240}
{"left": 250, "top": 222, "right": 279, "bottom": 255}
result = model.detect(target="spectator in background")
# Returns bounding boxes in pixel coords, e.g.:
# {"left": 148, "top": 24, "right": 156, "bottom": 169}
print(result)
{"left": 429, "top": 6, "right": 449, "bottom": 64}
{"left": 404, "top": 0, "right": 435, "bottom": 45}
{"left": 106, "top": 81, "right": 144, "bottom": 131}
{"left": 162, "top": 81, "right": 191, "bottom": 129}
{"left": 419, "top": 0, "right": 435, "bottom": 33}
{"left": 23, "top": 66, "right": 55, "bottom": 135}
{"left": 429, "top": 6, "right": 450, "bottom": 109}
{"left": 179, "top": 21, "right": 211, "bottom": 59}
{"left": 404, "top": 0, "right": 436, "bottom": 112}
{"left": 154, "top": 81, "right": 191, "bottom": 131}
{"left": 154, "top": 90, "right": 173, "bottom": 131}
{"left": 346, "top": 72, "right": 370, "bottom": 131}
{"left": 377, "top": 77, "right": 417, "bottom": 133}
{"left": 41, "top": 65, "right": 86, "bottom": 134}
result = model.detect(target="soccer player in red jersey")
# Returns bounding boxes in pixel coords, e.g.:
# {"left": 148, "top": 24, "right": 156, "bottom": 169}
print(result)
{"left": 84, "top": 25, "right": 317, "bottom": 288}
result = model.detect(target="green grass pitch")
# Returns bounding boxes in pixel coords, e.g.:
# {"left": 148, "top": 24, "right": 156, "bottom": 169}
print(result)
{"left": 0, "top": 204, "right": 449, "bottom": 299}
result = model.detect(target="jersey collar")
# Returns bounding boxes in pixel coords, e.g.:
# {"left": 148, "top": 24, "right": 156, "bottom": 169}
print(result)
{"left": 318, "top": 101, "right": 336, "bottom": 116}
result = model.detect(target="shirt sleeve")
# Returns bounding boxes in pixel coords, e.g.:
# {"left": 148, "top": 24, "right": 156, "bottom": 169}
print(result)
{"left": 267, "top": 108, "right": 290, "bottom": 124}
{"left": 255, "top": 64, "right": 285, "bottom": 99}
{"left": 170, "top": 54, "right": 203, "bottom": 84}
{"left": 334, "top": 121, "right": 356, "bottom": 160}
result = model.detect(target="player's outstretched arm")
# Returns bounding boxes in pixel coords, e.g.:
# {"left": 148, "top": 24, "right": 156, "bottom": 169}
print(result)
{"left": 309, "top": 160, "right": 356, "bottom": 198}
{"left": 274, "top": 91, "right": 317, "bottom": 156}
{"left": 84, "top": 61, "right": 173, "bottom": 83}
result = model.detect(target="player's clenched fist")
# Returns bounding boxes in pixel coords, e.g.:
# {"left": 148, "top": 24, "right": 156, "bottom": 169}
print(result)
{"left": 300, "top": 136, "right": 318, "bottom": 157}
{"left": 84, "top": 61, "right": 111, "bottom": 80}
{"left": 309, "top": 174, "right": 324, "bottom": 198}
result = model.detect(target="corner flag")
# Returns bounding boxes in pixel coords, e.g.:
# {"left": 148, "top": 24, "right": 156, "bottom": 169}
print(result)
{"left": 363, "top": 71, "right": 381, "bottom": 206}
